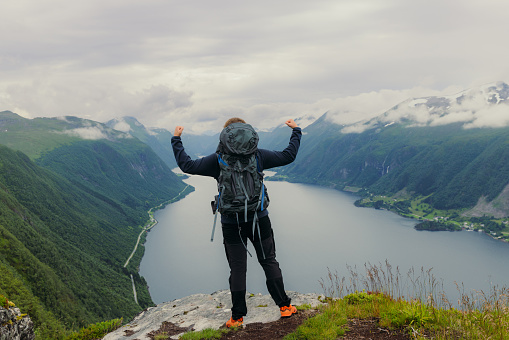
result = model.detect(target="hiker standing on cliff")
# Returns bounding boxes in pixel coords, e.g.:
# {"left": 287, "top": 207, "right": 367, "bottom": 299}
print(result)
{"left": 171, "top": 117, "right": 301, "bottom": 328}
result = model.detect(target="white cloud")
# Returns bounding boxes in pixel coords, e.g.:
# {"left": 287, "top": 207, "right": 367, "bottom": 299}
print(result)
{"left": 112, "top": 120, "right": 131, "bottom": 133}
{"left": 337, "top": 83, "right": 509, "bottom": 133}
{"left": 1, "top": 0, "right": 509, "bottom": 133}
{"left": 428, "top": 110, "right": 476, "bottom": 127}
{"left": 62, "top": 127, "right": 108, "bottom": 140}
{"left": 3, "top": 79, "right": 193, "bottom": 128}
{"left": 463, "top": 105, "right": 509, "bottom": 129}
{"left": 322, "top": 87, "right": 458, "bottom": 133}
{"left": 324, "top": 88, "right": 440, "bottom": 125}
{"left": 341, "top": 122, "right": 373, "bottom": 134}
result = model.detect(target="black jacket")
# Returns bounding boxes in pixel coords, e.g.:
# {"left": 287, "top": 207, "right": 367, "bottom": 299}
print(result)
{"left": 171, "top": 127, "right": 302, "bottom": 223}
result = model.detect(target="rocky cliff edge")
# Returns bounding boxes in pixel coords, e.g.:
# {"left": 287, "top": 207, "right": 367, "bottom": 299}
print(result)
{"left": 0, "top": 305, "right": 35, "bottom": 340}
{"left": 103, "top": 290, "right": 324, "bottom": 340}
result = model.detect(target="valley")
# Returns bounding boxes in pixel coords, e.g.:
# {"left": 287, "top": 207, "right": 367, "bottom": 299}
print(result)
{"left": 0, "top": 111, "right": 189, "bottom": 338}
{"left": 2, "top": 81, "right": 509, "bottom": 338}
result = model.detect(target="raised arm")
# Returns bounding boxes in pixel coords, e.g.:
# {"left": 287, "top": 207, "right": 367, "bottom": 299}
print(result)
{"left": 258, "top": 119, "right": 302, "bottom": 170}
{"left": 171, "top": 126, "right": 219, "bottom": 177}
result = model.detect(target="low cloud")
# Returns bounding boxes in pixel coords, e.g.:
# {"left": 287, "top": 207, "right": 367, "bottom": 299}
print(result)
{"left": 2, "top": 0, "right": 509, "bottom": 136}
{"left": 428, "top": 110, "right": 476, "bottom": 126}
{"left": 325, "top": 87, "right": 460, "bottom": 126}
{"left": 177, "top": 86, "right": 476, "bottom": 134}
{"left": 3, "top": 80, "right": 193, "bottom": 128}
{"left": 112, "top": 120, "right": 131, "bottom": 132}
{"left": 337, "top": 83, "right": 509, "bottom": 133}
{"left": 463, "top": 105, "right": 509, "bottom": 129}
{"left": 4, "top": 75, "right": 508, "bottom": 137}
{"left": 62, "top": 127, "right": 108, "bottom": 140}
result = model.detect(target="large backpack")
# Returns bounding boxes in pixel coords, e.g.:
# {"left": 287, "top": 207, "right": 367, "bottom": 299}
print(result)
{"left": 210, "top": 123, "right": 269, "bottom": 251}
{"left": 216, "top": 122, "right": 269, "bottom": 217}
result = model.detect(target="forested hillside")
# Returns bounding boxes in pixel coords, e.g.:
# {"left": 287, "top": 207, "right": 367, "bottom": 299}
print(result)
{"left": 0, "top": 112, "right": 189, "bottom": 338}
{"left": 278, "top": 119, "right": 509, "bottom": 211}
{"left": 106, "top": 116, "right": 179, "bottom": 169}
{"left": 275, "top": 83, "right": 509, "bottom": 217}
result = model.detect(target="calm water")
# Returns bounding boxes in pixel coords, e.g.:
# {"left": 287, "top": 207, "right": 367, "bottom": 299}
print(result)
{"left": 140, "top": 174, "right": 509, "bottom": 304}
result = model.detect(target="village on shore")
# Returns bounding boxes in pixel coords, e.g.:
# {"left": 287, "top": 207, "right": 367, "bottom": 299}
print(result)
{"left": 350, "top": 189, "right": 509, "bottom": 243}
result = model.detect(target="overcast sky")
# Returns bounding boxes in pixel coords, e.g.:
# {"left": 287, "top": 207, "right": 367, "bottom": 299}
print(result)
{"left": 1, "top": 0, "right": 508, "bottom": 133}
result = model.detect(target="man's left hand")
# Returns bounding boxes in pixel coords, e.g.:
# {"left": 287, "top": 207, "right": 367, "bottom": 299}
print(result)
{"left": 285, "top": 119, "right": 298, "bottom": 129}
{"left": 174, "top": 126, "right": 184, "bottom": 137}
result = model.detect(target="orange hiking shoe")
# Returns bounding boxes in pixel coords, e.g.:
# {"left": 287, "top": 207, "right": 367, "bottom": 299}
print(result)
{"left": 280, "top": 305, "right": 297, "bottom": 318}
{"left": 225, "top": 316, "right": 243, "bottom": 328}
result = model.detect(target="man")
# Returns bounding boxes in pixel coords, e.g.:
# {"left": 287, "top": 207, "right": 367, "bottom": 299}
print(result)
{"left": 171, "top": 117, "right": 301, "bottom": 328}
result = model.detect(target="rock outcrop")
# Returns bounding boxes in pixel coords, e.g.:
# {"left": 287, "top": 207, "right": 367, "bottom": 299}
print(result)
{"left": 104, "top": 290, "right": 324, "bottom": 340}
{"left": 0, "top": 306, "right": 35, "bottom": 340}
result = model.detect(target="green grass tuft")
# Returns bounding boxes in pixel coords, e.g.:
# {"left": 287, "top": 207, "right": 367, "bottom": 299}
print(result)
{"left": 283, "top": 302, "right": 346, "bottom": 340}
{"left": 178, "top": 328, "right": 229, "bottom": 340}
{"left": 296, "top": 304, "right": 313, "bottom": 311}
{"left": 65, "top": 318, "right": 123, "bottom": 340}
{"left": 284, "top": 262, "right": 509, "bottom": 339}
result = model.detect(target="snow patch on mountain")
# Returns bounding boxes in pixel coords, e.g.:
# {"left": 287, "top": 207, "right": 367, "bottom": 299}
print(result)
{"left": 341, "top": 82, "right": 509, "bottom": 133}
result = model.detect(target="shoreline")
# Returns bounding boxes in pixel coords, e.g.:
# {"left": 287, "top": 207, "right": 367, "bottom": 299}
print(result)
{"left": 123, "top": 184, "right": 194, "bottom": 305}
{"left": 353, "top": 195, "right": 509, "bottom": 244}
{"left": 123, "top": 184, "right": 192, "bottom": 268}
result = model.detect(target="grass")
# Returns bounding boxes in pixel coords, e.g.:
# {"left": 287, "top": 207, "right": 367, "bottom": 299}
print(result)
{"left": 178, "top": 328, "right": 229, "bottom": 340}
{"left": 283, "top": 261, "right": 509, "bottom": 339}
{"left": 0, "top": 294, "right": 16, "bottom": 309}
{"left": 64, "top": 318, "right": 123, "bottom": 340}
{"left": 283, "top": 304, "right": 347, "bottom": 340}
{"left": 172, "top": 261, "right": 509, "bottom": 339}
{"left": 296, "top": 304, "right": 313, "bottom": 311}
{"left": 154, "top": 334, "right": 170, "bottom": 340}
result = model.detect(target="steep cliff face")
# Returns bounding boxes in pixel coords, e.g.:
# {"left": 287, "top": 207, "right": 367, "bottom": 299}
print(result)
{"left": 0, "top": 305, "right": 35, "bottom": 340}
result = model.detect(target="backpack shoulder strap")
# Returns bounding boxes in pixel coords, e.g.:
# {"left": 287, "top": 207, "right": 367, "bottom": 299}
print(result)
{"left": 217, "top": 153, "right": 228, "bottom": 167}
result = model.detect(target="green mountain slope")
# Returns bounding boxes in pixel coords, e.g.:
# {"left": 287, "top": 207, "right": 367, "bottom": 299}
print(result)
{"left": 0, "top": 112, "right": 189, "bottom": 338}
{"left": 106, "top": 116, "right": 220, "bottom": 164}
{"left": 278, "top": 115, "right": 509, "bottom": 216}
{"left": 106, "top": 116, "right": 178, "bottom": 169}
{"left": 0, "top": 145, "right": 158, "bottom": 335}
{"left": 0, "top": 111, "right": 118, "bottom": 160}
{"left": 36, "top": 138, "right": 183, "bottom": 217}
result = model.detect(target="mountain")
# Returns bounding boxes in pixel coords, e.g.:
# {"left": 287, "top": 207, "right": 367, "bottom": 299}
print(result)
{"left": 104, "top": 116, "right": 302, "bottom": 164}
{"left": 276, "top": 82, "right": 509, "bottom": 217}
{"left": 0, "top": 111, "right": 189, "bottom": 338}
{"left": 343, "top": 81, "right": 509, "bottom": 132}
{"left": 106, "top": 116, "right": 178, "bottom": 169}
{"left": 116, "top": 82, "right": 509, "bottom": 217}
{"left": 3, "top": 80, "right": 508, "bottom": 335}
{"left": 106, "top": 116, "right": 221, "bottom": 167}
{"left": 0, "top": 112, "right": 128, "bottom": 159}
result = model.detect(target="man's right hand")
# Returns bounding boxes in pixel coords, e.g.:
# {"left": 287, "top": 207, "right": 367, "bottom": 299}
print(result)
{"left": 174, "top": 126, "right": 184, "bottom": 137}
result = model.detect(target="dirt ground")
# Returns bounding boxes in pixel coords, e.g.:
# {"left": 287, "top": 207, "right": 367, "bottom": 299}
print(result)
{"left": 146, "top": 309, "right": 413, "bottom": 340}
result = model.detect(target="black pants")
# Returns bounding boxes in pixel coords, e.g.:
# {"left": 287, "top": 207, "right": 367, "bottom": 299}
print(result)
{"left": 222, "top": 215, "right": 291, "bottom": 319}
